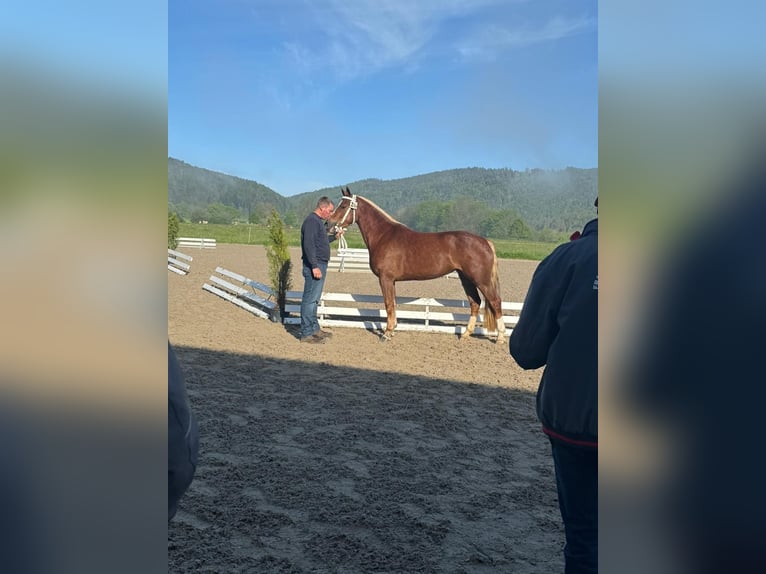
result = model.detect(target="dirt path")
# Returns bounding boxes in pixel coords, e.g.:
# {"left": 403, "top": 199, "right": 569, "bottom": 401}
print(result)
{"left": 168, "top": 244, "right": 562, "bottom": 573}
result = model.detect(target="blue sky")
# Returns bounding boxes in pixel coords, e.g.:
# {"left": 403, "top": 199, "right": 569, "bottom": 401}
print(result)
{"left": 169, "top": 0, "right": 597, "bottom": 197}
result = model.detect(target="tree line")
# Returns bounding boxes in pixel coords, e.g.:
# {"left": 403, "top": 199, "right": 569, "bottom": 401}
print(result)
{"left": 397, "top": 199, "right": 533, "bottom": 240}
{"left": 168, "top": 199, "right": 565, "bottom": 242}
{"left": 168, "top": 158, "right": 597, "bottom": 239}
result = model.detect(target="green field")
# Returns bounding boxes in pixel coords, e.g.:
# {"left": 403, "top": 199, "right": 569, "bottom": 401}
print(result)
{"left": 178, "top": 223, "right": 560, "bottom": 261}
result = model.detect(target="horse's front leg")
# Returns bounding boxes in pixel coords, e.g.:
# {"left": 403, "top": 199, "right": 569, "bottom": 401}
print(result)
{"left": 378, "top": 276, "right": 397, "bottom": 341}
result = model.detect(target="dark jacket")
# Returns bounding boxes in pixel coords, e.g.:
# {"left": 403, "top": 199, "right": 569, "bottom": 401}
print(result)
{"left": 301, "top": 212, "right": 331, "bottom": 269}
{"left": 168, "top": 342, "right": 199, "bottom": 520}
{"left": 510, "top": 218, "right": 598, "bottom": 448}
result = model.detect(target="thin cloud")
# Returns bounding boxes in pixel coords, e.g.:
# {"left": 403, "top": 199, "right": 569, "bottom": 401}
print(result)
{"left": 289, "top": 0, "right": 512, "bottom": 80}
{"left": 457, "top": 15, "right": 596, "bottom": 60}
{"left": 309, "top": 1, "right": 434, "bottom": 79}
{"left": 269, "top": 1, "right": 571, "bottom": 107}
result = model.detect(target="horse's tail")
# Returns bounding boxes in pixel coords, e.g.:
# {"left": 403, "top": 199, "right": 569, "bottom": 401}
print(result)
{"left": 483, "top": 241, "right": 500, "bottom": 332}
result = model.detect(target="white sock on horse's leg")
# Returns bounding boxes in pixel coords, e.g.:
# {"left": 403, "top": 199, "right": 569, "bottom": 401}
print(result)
{"left": 494, "top": 317, "right": 506, "bottom": 344}
{"left": 461, "top": 315, "right": 477, "bottom": 339}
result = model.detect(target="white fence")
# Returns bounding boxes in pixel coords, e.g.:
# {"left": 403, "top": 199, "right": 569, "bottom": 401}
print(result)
{"left": 327, "top": 247, "right": 371, "bottom": 273}
{"left": 283, "top": 291, "right": 521, "bottom": 338}
{"left": 200, "top": 264, "right": 521, "bottom": 337}
{"left": 202, "top": 267, "right": 279, "bottom": 322}
{"left": 177, "top": 237, "right": 217, "bottom": 249}
{"left": 168, "top": 249, "right": 193, "bottom": 275}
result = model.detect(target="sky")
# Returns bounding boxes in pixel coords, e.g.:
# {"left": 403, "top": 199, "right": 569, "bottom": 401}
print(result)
{"left": 169, "top": 0, "right": 597, "bottom": 197}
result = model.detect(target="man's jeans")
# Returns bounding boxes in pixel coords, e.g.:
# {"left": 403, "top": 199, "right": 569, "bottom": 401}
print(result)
{"left": 549, "top": 438, "right": 597, "bottom": 574}
{"left": 300, "top": 261, "right": 328, "bottom": 339}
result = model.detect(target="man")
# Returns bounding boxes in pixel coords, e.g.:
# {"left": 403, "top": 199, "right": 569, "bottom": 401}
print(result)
{"left": 300, "top": 196, "right": 344, "bottom": 343}
{"left": 509, "top": 200, "right": 597, "bottom": 574}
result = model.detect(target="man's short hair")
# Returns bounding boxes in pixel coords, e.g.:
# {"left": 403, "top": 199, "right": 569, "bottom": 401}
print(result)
{"left": 316, "top": 196, "right": 333, "bottom": 209}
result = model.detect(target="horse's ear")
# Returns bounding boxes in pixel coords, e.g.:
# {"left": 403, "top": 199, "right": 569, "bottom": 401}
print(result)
{"left": 342, "top": 187, "right": 351, "bottom": 197}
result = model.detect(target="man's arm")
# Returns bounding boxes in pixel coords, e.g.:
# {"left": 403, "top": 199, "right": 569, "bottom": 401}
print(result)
{"left": 302, "top": 217, "right": 321, "bottom": 269}
{"left": 328, "top": 226, "right": 344, "bottom": 244}
{"left": 509, "top": 247, "right": 570, "bottom": 369}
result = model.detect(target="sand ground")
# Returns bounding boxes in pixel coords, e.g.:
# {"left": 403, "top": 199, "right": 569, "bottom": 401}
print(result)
{"left": 168, "top": 244, "right": 562, "bottom": 573}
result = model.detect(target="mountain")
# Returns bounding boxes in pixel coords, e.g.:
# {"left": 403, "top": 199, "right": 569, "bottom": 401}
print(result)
{"left": 168, "top": 157, "right": 287, "bottom": 219}
{"left": 168, "top": 157, "right": 597, "bottom": 232}
{"left": 300, "top": 167, "right": 597, "bottom": 232}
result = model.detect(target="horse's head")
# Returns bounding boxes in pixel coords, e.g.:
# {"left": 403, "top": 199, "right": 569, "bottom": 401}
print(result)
{"left": 326, "top": 186, "right": 357, "bottom": 231}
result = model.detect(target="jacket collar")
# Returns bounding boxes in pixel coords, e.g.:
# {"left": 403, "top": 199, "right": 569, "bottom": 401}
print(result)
{"left": 581, "top": 218, "right": 598, "bottom": 236}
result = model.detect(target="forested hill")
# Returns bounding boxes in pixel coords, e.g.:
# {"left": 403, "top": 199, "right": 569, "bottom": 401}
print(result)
{"left": 168, "top": 157, "right": 287, "bottom": 219}
{"left": 169, "top": 157, "right": 597, "bottom": 234}
{"left": 303, "top": 167, "right": 597, "bottom": 233}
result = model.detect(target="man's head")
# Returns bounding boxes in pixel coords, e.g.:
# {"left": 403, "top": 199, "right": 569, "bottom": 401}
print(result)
{"left": 315, "top": 196, "right": 334, "bottom": 219}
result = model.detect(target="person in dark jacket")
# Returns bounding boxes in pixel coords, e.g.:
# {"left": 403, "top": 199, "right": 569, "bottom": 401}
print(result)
{"left": 168, "top": 342, "right": 199, "bottom": 521}
{"left": 299, "top": 196, "right": 344, "bottom": 343}
{"left": 510, "top": 204, "right": 597, "bottom": 574}
{"left": 627, "top": 168, "right": 766, "bottom": 573}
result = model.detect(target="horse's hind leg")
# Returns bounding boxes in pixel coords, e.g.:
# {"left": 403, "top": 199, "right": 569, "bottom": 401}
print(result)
{"left": 462, "top": 299, "right": 481, "bottom": 340}
{"left": 494, "top": 313, "right": 506, "bottom": 345}
{"left": 457, "top": 272, "right": 481, "bottom": 340}
{"left": 481, "top": 286, "right": 506, "bottom": 345}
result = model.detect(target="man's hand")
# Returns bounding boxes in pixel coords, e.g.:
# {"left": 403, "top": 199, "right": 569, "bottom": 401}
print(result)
{"left": 312, "top": 267, "right": 322, "bottom": 279}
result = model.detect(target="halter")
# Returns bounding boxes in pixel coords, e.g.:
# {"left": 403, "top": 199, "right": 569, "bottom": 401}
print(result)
{"left": 331, "top": 194, "right": 357, "bottom": 251}
{"left": 332, "top": 194, "right": 357, "bottom": 231}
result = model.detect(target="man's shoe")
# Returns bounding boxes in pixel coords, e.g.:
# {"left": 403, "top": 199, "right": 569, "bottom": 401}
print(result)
{"left": 315, "top": 329, "right": 333, "bottom": 339}
{"left": 300, "top": 333, "right": 325, "bottom": 344}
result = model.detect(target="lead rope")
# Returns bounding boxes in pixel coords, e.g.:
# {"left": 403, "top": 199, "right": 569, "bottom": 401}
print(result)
{"left": 338, "top": 231, "right": 348, "bottom": 251}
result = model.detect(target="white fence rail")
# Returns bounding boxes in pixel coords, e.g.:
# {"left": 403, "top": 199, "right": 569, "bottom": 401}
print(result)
{"left": 168, "top": 249, "right": 193, "bottom": 275}
{"left": 283, "top": 291, "right": 521, "bottom": 338}
{"left": 202, "top": 267, "right": 279, "bottom": 322}
{"left": 177, "top": 237, "right": 217, "bottom": 249}
{"left": 327, "top": 247, "right": 371, "bottom": 273}
{"left": 201, "top": 264, "right": 521, "bottom": 337}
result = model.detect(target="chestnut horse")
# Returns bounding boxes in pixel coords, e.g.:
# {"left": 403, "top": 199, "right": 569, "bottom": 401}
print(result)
{"left": 325, "top": 187, "right": 506, "bottom": 343}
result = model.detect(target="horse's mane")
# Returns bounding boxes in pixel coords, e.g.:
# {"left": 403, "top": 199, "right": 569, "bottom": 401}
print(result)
{"left": 358, "top": 196, "right": 403, "bottom": 226}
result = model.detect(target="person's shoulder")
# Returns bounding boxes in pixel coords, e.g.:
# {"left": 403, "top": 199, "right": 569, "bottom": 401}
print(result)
{"left": 562, "top": 219, "right": 597, "bottom": 250}
{"left": 581, "top": 218, "right": 598, "bottom": 237}
{"left": 538, "top": 220, "right": 597, "bottom": 268}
